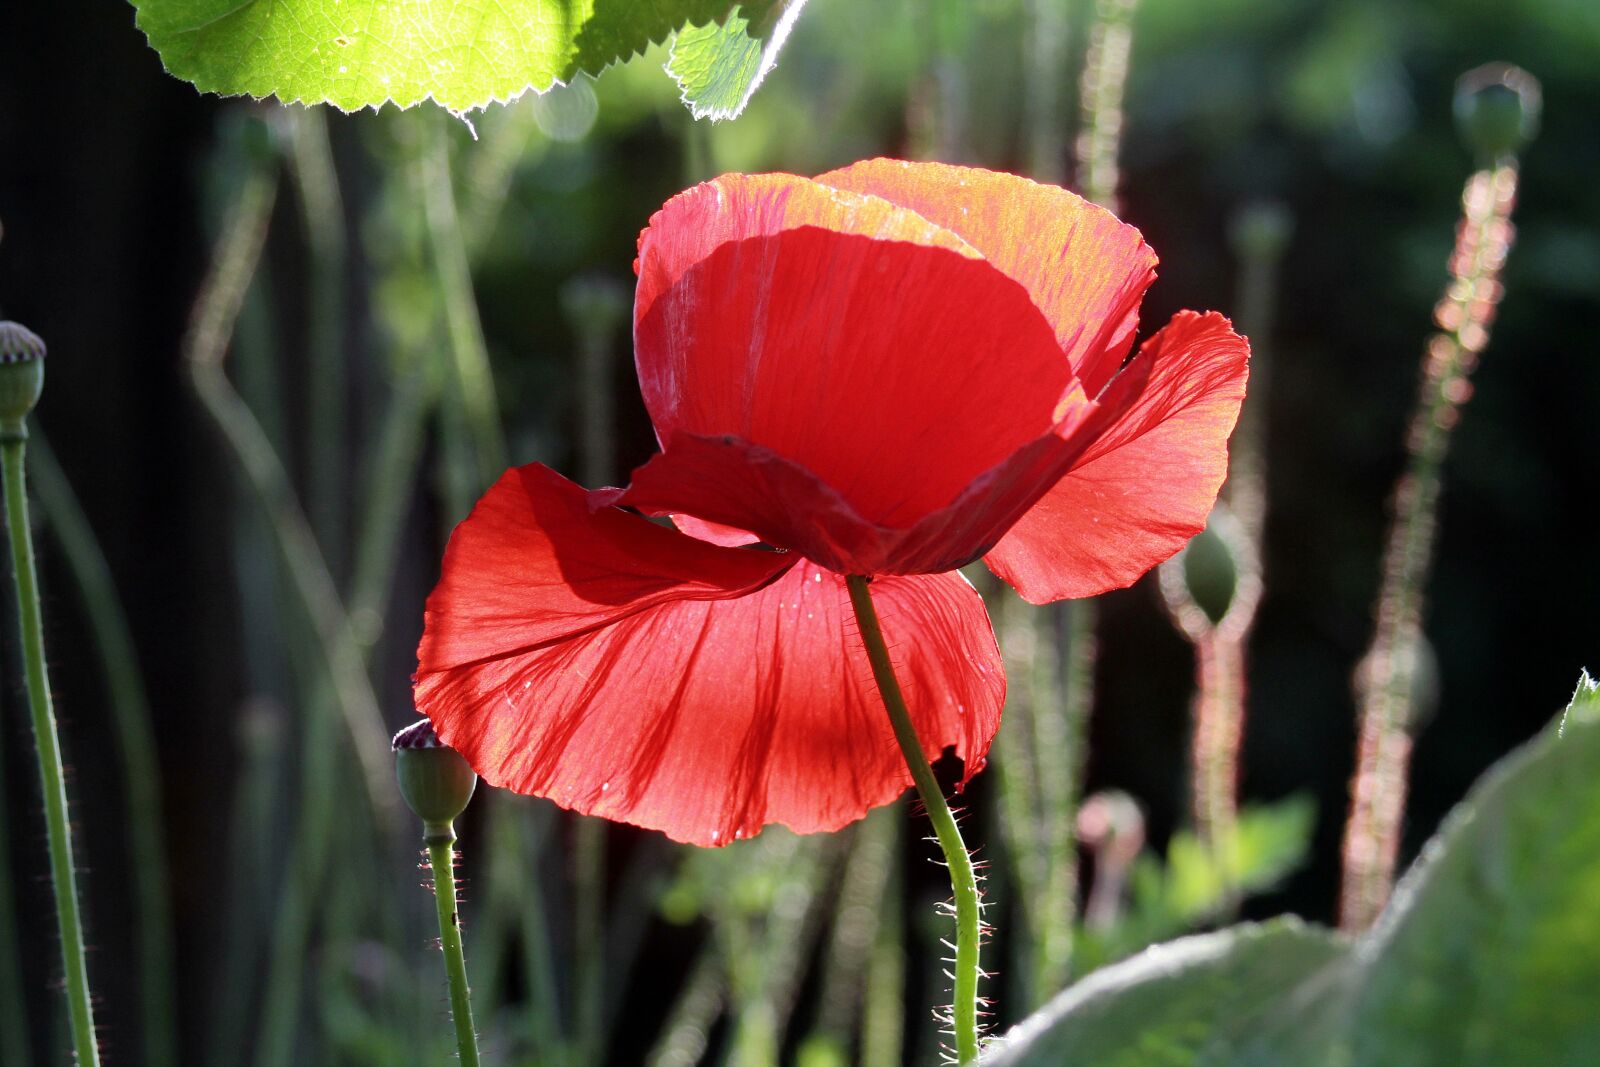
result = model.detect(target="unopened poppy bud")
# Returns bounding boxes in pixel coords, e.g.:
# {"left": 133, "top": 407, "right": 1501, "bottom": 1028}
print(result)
{"left": 0, "top": 320, "right": 46, "bottom": 440}
{"left": 393, "top": 719, "right": 477, "bottom": 828}
{"left": 1454, "top": 63, "right": 1541, "bottom": 163}
{"left": 1181, "top": 516, "right": 1239, "bottom": 626}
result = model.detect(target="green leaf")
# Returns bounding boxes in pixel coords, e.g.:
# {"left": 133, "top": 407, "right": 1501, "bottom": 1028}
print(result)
{"left": 667, "top": 0, "right": 808, "bottom": 120}
{"left": 989, "top": 688, "right": 1600, "bottom": 1067}
{"left": 1343, "top": 686, "right": 1600, "bottom": 1066}
{"left": 129, "top": 0, "right": 798, "bottom": 113}
{"left": 1076, "top": 798, "right": 1315, "bottom": 972}
{"left": 982, "top": 920, "right": 1345, "bottom": 1067}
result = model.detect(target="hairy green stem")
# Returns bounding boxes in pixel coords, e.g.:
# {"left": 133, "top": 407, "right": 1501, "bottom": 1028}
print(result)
{"left": 845, "top": 575, "right": 982, "bottom": 1064}
{"left": 1076, "top": 0, "right": 1140, "bottom": 210}
{"left": 1, "top": 437, "right": 100, "bottom": 1066}
{"left": 28, "top": 432, "right": 177, "bottom": 1067}
{"left": 0, "top": 622, "right": 32, "bottom": 1067}
{"left": 1341, "top": 161, "right": 1522, "bottom": 930}
{"left": 427, "top": 824, "right": 482, "bottom": 1067}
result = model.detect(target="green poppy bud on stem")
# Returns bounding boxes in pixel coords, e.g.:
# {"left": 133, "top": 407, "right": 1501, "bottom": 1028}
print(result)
{"left": 393, "top": 719, "right": 477, "bottom": 835}
{"left": 0, "top": 321, "right": 46, "bottom": 441}
{"left": 1454, "top": 63, "right": 1541, "bottom": 163}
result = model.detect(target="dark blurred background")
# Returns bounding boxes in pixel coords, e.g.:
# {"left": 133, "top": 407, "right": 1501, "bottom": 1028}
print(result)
{"left": 0, "top": 0, "right": 1597, "bottom": 1064}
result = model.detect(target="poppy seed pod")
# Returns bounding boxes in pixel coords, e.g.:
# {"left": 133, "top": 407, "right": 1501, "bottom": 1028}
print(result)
{"left": 0, "top": 320, "right": 46, "bottom": 440}
{"left": 393, "top": 719, "right": 478, "bottom": 828}
{"left": 1181, "top": 519, "right": 1239, "bottom": 626}
{"left": 1454, "top": 63, "right": 1541, "bottom": 162}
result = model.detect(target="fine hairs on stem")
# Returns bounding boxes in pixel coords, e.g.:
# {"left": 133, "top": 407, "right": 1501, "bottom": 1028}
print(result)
{"left": 0, "top": 318, "right": 102, "bottom": 1066}
{"left": 845, "top": 575, "right": 985, "bottom": 1064}
{"left": 29, "top": 432, "right": 180, "bottom": 1067}
{"left": 1341, "top": 64, "right": 1539, "bottom": 931}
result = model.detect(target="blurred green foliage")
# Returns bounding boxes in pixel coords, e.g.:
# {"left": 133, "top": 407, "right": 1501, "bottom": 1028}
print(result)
{"left": 0, "top": 0, "right": 1596, "bottom": 1063}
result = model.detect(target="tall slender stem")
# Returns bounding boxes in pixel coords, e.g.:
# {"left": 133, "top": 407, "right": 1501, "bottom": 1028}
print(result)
{"left": 28, "top": 432, "right": 178, "bottom": 1067}
{"left": 427, "top": 824, "right": 482, "bottom": 1067}
{"left": 844, "top": 575, "right": 982, "bottom": 1064}
{"left": 1076, "top": 0, "right": 1140, "bottom": 210}
{"left": 1340, "top": 161, "right": 1521, "bottom": 930}
{"left": 1, "top": 437, "right": 100, "bottom": 1067}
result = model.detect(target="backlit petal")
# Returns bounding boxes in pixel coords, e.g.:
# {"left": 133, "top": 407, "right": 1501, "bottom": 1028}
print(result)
{"left": 417, "top": 561, "right": 1004, "bottom": 846}
{"left": 416, "top": 463, "right": 791, "bottom": 674}
{"left": 986, "top": 312, "right": 1251, "bottom": 603}
{"left": 817, "top": 159, "right": 1157, "bottom": 395}
{"left": 634, "top": 174, "right": 1074, "bottom": 530}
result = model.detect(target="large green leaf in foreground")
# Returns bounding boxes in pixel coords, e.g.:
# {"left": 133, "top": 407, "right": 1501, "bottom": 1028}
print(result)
{"left": 130, "top": 0, "right": 799, "bottom": 114}
{"left": 986, "top": 676, "right": 1600, "bottom": 1066}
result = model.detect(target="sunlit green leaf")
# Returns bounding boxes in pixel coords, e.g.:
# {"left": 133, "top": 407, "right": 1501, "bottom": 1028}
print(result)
{"left": 667, "top": 0, "right": 808, "bottom": 120}
{"left": 1344, "top": 681, "right": 1600, "bottom": 1066}
{"left": 989, "top": 686, "right": 1600, "bottom": 1067}
{"left": 983, "top": 920, "right": 1344, "bottom": 1067}
{"left": 129, "top": 0, "right": 799, "bottom": 113}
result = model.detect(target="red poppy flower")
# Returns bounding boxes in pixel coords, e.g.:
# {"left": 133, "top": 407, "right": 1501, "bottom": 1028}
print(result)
{"left": 414, "top": 160, "right": 1249, "bottom": 846}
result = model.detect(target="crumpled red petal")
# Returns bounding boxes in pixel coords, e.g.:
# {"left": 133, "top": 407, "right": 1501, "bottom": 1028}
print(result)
{"left": 417, "top": 472, "right": 1004, "bottom": 843}
{"left": 416, "top": 463, "right": 792, "bottom": 674}
{"left": 610, "top": 388, "right": 1103, "bottom": 576}
{"left": 632, "top": 173, "right": 1074, "bottom": 538}
{"left": 985, "top": 311, "right": 1251, "bottom": 603}
{"left": 816, "top": 159, "right": 1157, "bottom": 396}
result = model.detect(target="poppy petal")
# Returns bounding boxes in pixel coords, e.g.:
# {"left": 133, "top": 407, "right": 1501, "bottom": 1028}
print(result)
{"left": 616, "top": 388, "right": 1101, "bottom": 576}
{"left": 817, "top": 159, "right": 1158, "bottom": 395}
{"left": 417, "top": 561, "right": 1004, "bottom": 846}
{"left": 670, "top": 513, "right": 762, "bottom": 548}
{"left": 416, "top": 463, "right": 792, "bottom": 674}
{"left": 633, "top": 174, "right": 1075, "bottom": 530}
{"left": 985, "top": 312, "right": 1251, "bottom": 603}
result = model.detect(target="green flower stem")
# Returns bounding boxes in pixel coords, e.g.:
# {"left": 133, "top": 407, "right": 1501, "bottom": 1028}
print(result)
{"left": 426, "top": 822, "right": 481, "bottom": 1067}
{"left": 183, "top": 160, "right": 396, "bottom": 829}
{"left": 28, "top": 432, "right": 178, "bottom": 1067}
{"left": 573, "top": 817, "right": 606, "bottom": 1065}
{"left": 1076, "top": 0, "right": 1140, "bottom": 211}
{"left": 1, "top": 436, "right": 100, "bottom": 1067}
{"left": 844, "top": 575, "right": 983, "bottom": 1064}
{"left": 1341, "top": 160, "right": 1522, "bottom": 931}
{"left": 422, "top": 113, "right": 505, "bottom": 486}
{"left": 0, "top": 681, "right": 33, "bottom": 1067}
{"left": 287, "top": 108, "right": 349, "bottom": 578}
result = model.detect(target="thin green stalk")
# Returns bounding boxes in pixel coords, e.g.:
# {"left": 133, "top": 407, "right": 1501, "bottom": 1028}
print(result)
{"left": 992, "top": 585, "right": 1081, "bottom": 1007}
{"left": 1023, "top": 0, "right": 1071, "bottom": 185}
{"left": 645, "top": 946, "right": 726, "bottom": 1067}
{"left": 573, "top": 817, "right": 606, "bottom": 1065}
{"left": 349, "top": 351, "right": 442, "bottom": 648}
{"left": 27, "top": 432, "right": 177, "bottom": 1067}
{"left": 427, "top": 824, "right": 482, "bottom": 1067}
{"left": 1341, "top": 160, "right": 1523, "bottom": 930}
{"left": 844, "top": 575, "right": 983, "bottom": 1064}
{"left": 421, "top": 113, "right": 505, "bottom": 485}
{"left": 183, "top": 162, "right": 396, "bottom": 829}
{"left": 1075, "top": 0, "right": 1140, "bottom": 211}
{"left": 288, "top": 108, "right": 350, "bottom": 578}
{"left": 1, "top": 437, "right": 100, "bottom": 1067}
{"left": 860, "top": 813, "right": 905, "bottom": 1067}
{"left": 210, "top": 698, "right": 288, "bottom": 1066}
{"left": 809, "top": 810, "right": 895, "bottom": 1049}
{"left": 0, "top": 698, "right": 33, "bottom": 1067}
{"left": 256, "top": 671, "right": 341, "bottom": 1067}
